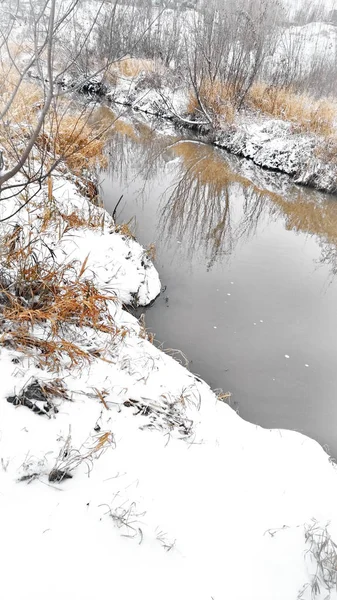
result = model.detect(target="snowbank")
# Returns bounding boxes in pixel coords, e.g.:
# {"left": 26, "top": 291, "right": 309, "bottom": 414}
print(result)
{"left": 1, "top": 170, "right": 337, "bottom": 600}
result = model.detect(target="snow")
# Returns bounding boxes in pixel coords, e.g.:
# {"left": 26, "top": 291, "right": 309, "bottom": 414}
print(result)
{"left": 105, "top": 72, "right": 337, "bottom": 194}
{"left": 1, "top": 6, "right": 337, "bottom": 598}
{"left": 276, "top": 22, "right": 337, "bottom": 71}
{"left": 6, "top": 1, "right": 337, "bottom": 193}
{"left": 1, "top": 169, "right": 337, "bottom": 600}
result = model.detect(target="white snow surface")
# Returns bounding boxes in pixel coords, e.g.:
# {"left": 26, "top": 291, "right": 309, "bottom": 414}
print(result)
{"left": 1, "top": 171, "right": 337, "bottom": 600}
{"left": 278, "top": 21, "right": 337, "bottom": 69}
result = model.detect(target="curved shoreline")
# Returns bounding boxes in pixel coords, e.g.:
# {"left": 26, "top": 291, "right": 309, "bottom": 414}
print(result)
{"left": 102, "top": 85, "right": 337, "bottom": 196}
{"left": 1, "top": 95, "right": 337, "bottom": 600}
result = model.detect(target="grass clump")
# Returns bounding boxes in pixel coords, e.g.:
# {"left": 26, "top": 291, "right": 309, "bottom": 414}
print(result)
{"left": 114, "top": 57, "right": 156, "bottom": 78}
{"left": 0, "top": 62, "right": 108, "bottom": 179}
{"left": 39, "top": 112, "right": 108, "bottom": 175}
{"left": 0, "top": 231, "right": 118, "bottom": 370}
{"left": 188, "top": 80, "right": 235, "bottom": 124}
{"left": 187, "top": 79, "right": 337, "bottom": 139}
{"left": 247, "top": 83, "right": 336, "bottom": 137}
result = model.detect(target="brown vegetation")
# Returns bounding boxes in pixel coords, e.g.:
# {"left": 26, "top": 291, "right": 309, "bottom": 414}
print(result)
{"left": 0, "top": 65, "right": 107, "bottom": 180}
{"left": 114, "top": 58, "right": 156, "bottom": 78}
{"left": 247, "top": 84, "right": 337, "bottom": 137}
{"left": 187, "top": 79, "right": 336, "bottom": 138}
{"left": 0, "top": 216, "right": 118, "bottom": 370}
{"left": 188, "top": 81, "right": 235, "bottom": 124}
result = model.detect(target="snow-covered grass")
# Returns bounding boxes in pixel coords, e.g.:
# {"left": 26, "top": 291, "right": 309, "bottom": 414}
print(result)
{"left": 4, "top": 2, "right": 337, "bottom": 193}
{"left": 104, "top": 68, "right": 337, "bottom": 193}
{"left": 1, "top": 8, "right": 337, "bottom": 598}
{"left": 1, "top": 140, "right": 337, "bottom": 600}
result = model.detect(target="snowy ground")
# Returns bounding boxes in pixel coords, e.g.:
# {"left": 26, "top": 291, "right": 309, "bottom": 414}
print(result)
{"left": 1, "top": 171, "right": 337, "bottom": 600}
{"left": 1, "top": 7, "right": 337, "bottom": 598}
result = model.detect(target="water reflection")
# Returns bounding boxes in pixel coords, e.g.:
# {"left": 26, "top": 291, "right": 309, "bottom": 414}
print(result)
{"left": 100, "top": 109, "right": 337, "bottom": 456}
{"left": 101, "top": 110, "right": 337, "bottom": 274}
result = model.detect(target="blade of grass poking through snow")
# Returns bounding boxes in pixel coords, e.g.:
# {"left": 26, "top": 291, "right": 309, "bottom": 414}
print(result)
{"left": 93, "top": 387, "right": 110, "bottom": 410}
{"left": 78, "top": 253, "right": 90, "bottom": 280}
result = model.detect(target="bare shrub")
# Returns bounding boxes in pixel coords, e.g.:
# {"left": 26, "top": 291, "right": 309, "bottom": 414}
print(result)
{"left": 187, "top": 81, "right": 236, "bottom": 124}
{"left": 136, "top": 70, "right": 163, "bottom": 91}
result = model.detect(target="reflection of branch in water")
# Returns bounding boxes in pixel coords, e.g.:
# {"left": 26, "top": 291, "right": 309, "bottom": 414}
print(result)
{"left": 158, "top": 144, "right": 272, "bottom": 267}
{"left": 159, "top": 162, "right": 233, "bottom": 264}
{"left": 318, "top": 241, "right": 337, "bottom": 277}
{"left": 206, "top": 187, "right": 232, "bottom": 271}
{"left": 105, "top": 120, "right": 177, "bottom": 192}
{"left": 103, "top": 122, "right": 337, "bottom": 274}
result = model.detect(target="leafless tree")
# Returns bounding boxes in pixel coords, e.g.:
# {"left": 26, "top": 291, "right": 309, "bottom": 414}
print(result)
{"left": 0, "top": 0, "right": 165, "bottom": 211}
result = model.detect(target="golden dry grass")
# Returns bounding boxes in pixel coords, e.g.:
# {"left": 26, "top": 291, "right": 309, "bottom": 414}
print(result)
{"left": 187, "top": 79, "right": 337, "bottom": 138}
{"left": 40, "top": 111, "right": 108, "bottom": 174}
{"left": 1, "top": 329, "right": 95, "bottom": 370}
{"left": 114, "top": 220, "right": 135, "bottom": 239}
{"left": 0, "top": 78, "right": 42, "bottom": 150}
{"left": 1, "top": 253, "right": 116, "bottom": 332}
{"left": 114, "top": 57, "right": 156, "bottom": 78}
{"left": 0, "top": 63, "right": 108, "bottom": 176}
{"left": 0, "top": 225, "right": 118, "bottom": 370}
{"left": 188, "top": 80, "right": 235, "bottom": 124}
{"left": 105, "top": 57, "right": 160, "bottom": 87}
{"left": 58, "top": 210, "right": 106, "bottom": 231}
{"left": 247, "top": 83, "right": 337, "bottom": 137}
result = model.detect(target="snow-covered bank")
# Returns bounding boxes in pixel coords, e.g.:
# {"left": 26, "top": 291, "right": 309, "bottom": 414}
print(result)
{"left": 1, "top": 169, "right": 337, "bottom": 600}
{"left": 102, "top": 76, "right": 337, "bottom": 195}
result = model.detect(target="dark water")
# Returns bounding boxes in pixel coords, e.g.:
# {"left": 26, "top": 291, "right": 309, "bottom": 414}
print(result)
{"left": 99, "top": 108, "right": 337, "bottom": 457}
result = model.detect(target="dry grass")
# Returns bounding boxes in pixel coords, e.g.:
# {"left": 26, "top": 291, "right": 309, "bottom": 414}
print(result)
{"left": 0, "top": 77, "right": 42, "bottom": 150}
{"left": 187, "top": 81, "right": 236, "bottom": 124}
{"left": 58, "top": 210, "right": 106, "bottom": 232}
{"left": 114, "top": 57, "right": 156, "bottom": 78}
{"left": 49, "top": 426, "right": 115, "bottom": 481}
{"left": 145, "top": 243, "right": 156, "bottom": 261}
{"left": 0, "top": 63, "right": 108, "bottom": 177}
{"left": 40, "top": 111, "right": 108, "bottom": 174}
{"left": 0, "top": 229, "right": 118, "bottom": 370}
{"left": 114, "top": 220, "right": 135, "bottom": 239}
{"left": 2, "top": 329, "right": 95, "bottom": 370}
{"left": 105, "top": 57, "right": 161, "bottom": 88}
{"left": 315, "top": 135, "right": 337, "bottom": 165}
{"left": 187, "top": 79, "right": 337, "bottom": 138}
{"left": 2, "top": 273, "right": 116, "bottom": 335}
{"left": 1, "top": 245, "right": 116, "bottom": 332}
{"left": 247, "top": 83, "right": 337, "bottom": 137}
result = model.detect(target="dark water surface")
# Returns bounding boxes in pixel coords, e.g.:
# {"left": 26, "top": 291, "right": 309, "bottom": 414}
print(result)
{"left": 99, "top": 108, "right": 337, "bottom": 456}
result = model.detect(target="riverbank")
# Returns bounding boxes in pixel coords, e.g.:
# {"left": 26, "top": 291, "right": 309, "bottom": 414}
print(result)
{"left": 100, "top": 68, "right": 337, "bottom": 195}
{"left": 1, "top": 146, "right": 337, "bottom": 598}
{"left": 2, "top": 5, "right": 337, "bottom": 597}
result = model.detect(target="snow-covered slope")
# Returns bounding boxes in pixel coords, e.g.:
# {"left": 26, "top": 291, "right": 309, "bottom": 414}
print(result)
{"left": 274, "top": 21, "right": 337, "bottom": 71}
{"left": 1, "top": 171, "right": 337, "bottom": 600}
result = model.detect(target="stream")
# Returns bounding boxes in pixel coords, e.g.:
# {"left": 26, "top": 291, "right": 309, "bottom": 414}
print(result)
{"left": 99, "top": 107, "right": 337, "bottom": 457}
